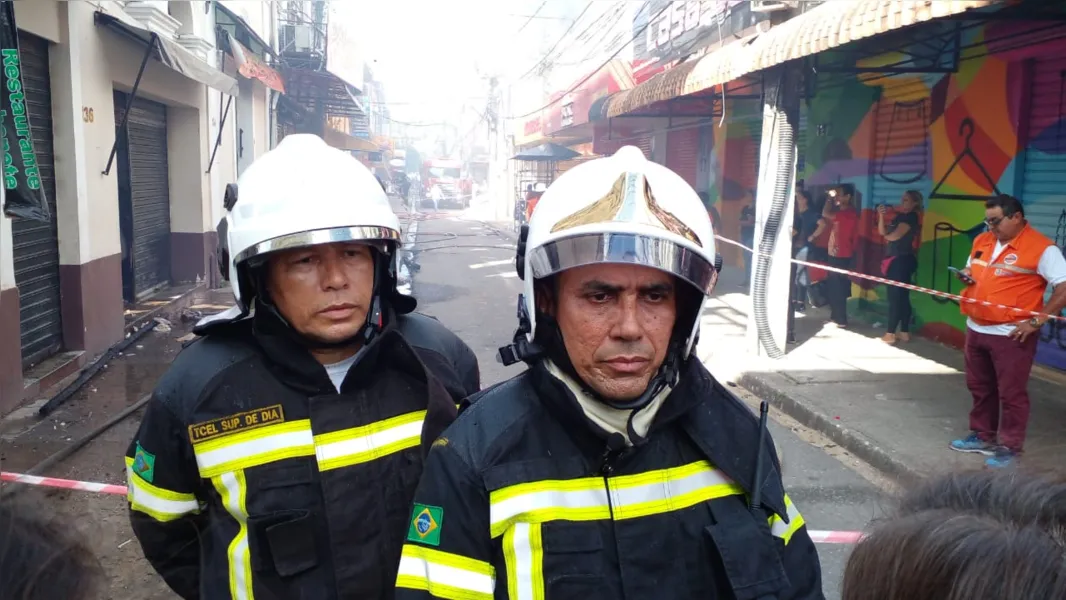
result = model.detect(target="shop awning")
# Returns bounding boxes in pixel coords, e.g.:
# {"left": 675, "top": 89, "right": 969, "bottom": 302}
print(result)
{"left": 214, "top": 1, "right": 274, "bottom": 58}
{"left": 94, "top": 11, "right": 239, "bottom": 96}
{"left": 604, "top": 0, "right": 995, "bottom": 118}
{"left": 282, "top": 67, "right": 366, "bottom": 118}
{"left": 323, "top": 125, "right": 379, "bottom": 152}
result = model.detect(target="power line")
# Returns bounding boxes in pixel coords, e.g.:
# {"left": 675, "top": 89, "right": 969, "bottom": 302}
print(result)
{"left": 551, "top": 2, "right": 630, "bottom": 67}
{"left": 515, "top": 0, "right": 548, "bottom": 35}
{"left": 507, "top": 0, "right": 668, "bottom": 120}
{"left": 510, "top": 1, "right": 594, "bottom": 84}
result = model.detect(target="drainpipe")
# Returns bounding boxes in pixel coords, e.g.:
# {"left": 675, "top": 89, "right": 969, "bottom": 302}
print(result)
{"left": 747, "top": 65, "right": 802, "bottom": 359}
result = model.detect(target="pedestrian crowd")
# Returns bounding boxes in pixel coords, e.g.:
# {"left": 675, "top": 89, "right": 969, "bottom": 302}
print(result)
{"left": 2, "top": 138, "right": 1065, "bottom": 599}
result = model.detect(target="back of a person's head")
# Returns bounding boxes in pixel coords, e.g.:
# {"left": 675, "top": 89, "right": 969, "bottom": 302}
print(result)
{"left": 843, "top": 469, "right": 1066, "bottom": 600}
{"left": 0, "top": 501, "right": 104, "bottom": 599}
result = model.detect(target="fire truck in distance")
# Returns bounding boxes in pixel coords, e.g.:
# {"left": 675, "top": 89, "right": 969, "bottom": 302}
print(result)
{"left": 421, "top": 157, "right": 468, "bottom": 208}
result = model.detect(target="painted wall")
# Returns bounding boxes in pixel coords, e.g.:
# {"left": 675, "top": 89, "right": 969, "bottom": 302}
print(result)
{"left": 800, "top": 22, "right": 1066, "bottom": 371}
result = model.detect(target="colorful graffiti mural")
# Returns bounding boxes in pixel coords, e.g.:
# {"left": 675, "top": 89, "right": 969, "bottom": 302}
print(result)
{"left": 799, "top": 22, "right": 1066, "bottom": 370}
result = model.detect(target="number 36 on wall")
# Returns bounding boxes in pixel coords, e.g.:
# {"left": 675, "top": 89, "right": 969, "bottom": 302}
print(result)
{"left": 82, "top": 107, "right": 94, "bottom": 123}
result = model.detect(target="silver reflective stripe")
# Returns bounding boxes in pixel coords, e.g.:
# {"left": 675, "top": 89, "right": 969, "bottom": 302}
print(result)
{"left": 234, "top": 226, "right": 400, "bottom": 264}
{"left": 988, "top": 262, "right": 1037, "bottom": 275}
{"left": 527, "top": 233, "right": 717, "bottom": 294}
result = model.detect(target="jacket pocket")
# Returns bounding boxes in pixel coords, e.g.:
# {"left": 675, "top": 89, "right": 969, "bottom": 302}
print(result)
{"left": 248, "top": 509, "right": 318, "bottom": 577}
{"left": 541, "top": 523, "right": 610, "bottom": 600}
{"left": 704, "top": 498, "right": 790, "bottom": 600}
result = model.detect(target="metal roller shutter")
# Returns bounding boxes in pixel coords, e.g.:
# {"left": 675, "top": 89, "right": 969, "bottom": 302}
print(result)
{"left": 11, "top": 31, "right": 62, "bottom": 366}
{"left": 741, "top": 116, "right": 762, "bottom": 194}
{"left": 1021, "top": 57, "right": 1066, "bottom": 247}
{"left": 666, "top": 125, "right": 700, "bottom": 187}
{"left": 1021, "top": 57, "right": 1066, "bottom": 371}
{"left": 870, "top": 80, "right": 931, "bottom": 208}
{"left": 797, "top": 105, "right": 808, "bottom": 178}
{"left": 115, "top": 91, "right": 172, "bottom": 298}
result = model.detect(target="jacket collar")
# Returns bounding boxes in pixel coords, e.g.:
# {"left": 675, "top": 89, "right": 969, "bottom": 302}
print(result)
{"left": 528, "top": 359, "right": 703, "bottom": 450}
{"left": 250, "top": 302, "right": 392, "bottom": 395}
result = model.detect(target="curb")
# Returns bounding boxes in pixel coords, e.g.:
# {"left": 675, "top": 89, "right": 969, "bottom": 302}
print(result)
{"left": 126, "top": 283, "right": 208, "bottom": 333}
{"left": 736, "top": 371, "right": 922, "bottom": 484}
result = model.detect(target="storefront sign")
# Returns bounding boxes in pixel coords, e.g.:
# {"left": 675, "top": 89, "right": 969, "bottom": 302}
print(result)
{"left": 524, "top": 117, "right": 542, "bottom": 136}
{"left": 634, "top": 1, "right": 768, "bottom": 67}
{"left": 561, "top": 96, "right": 575, "bottom": 128}
{"left": 228, "top": 32, "right": 285, "bottom": 94}
{"left": 0, "top": 2, "right": 48, "bottom": 221}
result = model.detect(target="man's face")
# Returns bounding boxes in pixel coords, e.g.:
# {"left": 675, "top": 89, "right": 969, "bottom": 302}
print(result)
{"left": 266, "top": 242, "right": 376, "bottom": 345}
{"left": 985, "top": 206, "right": 1024, "bottom": 242}
{"left": 546, "top": 264, "right": 678, "bottom": 401}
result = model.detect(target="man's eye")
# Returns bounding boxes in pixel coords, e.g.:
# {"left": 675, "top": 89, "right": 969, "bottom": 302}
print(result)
{"left": 293, "top": 256, "right": 314, "bottom": 265}
{"left": 645, "top": 292, "right": 668, "bottom": 302}
{"left": 588, "top": 292, "right": 610, "bottom": 303}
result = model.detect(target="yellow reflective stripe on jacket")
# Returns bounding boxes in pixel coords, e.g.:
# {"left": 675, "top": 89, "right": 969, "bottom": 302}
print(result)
{"left": 124, "top": 456, "right": 200, "bottom": 522}
{"left": 503, "top": 522, "right": 544, "bottom": 600}
{"left": 769, "top": 495, "right": 806, "bottom": 545}
{"left": 314, "top": 410, "right": 425, "bottom": 472}
{"left": 195, "top": 420, "right": 315, "bottom": 478}
{"left": 212, "top": 471, "right": 254, "bottom": 600}
{"left": 488, "top": 460, "right": 744, "bottom": 538}
{"left": 396, "top": 544, "right": 495, "bottom": 600}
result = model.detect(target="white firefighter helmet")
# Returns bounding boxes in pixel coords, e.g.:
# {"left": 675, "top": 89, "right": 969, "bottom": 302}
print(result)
{"left": 222, "top": 134, "right": 402, "bottom": 313}
{"left": 520, "top": 145, "right": 718, "bottom": 356}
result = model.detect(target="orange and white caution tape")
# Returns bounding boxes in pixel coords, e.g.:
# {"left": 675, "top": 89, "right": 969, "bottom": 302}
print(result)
{"left": 1, "top": 471, "right": 127, "bottom": 495}
{"left": 717, "top": 235, "right": 1066, "bottom": 323}
{"left": 1, "top": 470, "right": 867, "bottom": 544}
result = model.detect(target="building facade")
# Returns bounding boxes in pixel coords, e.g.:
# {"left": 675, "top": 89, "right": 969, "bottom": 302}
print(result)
{"left": 0, "top": 0, "right": 276, "bottom": 410}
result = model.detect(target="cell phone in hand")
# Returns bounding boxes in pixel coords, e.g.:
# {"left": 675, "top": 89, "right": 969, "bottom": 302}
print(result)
{"left": 948, "top": 266, "right": 976, "bottom": 285}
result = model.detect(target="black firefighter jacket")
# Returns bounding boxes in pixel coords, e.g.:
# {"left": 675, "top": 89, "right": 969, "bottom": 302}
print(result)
{"left": 394, "top": 359, "right": 824, "bottom": 600}
{"left": 125, "top": 310, "right": 479, "bottom": 600}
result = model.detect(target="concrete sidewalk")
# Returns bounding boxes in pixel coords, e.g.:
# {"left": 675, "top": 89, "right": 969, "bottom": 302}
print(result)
{"left": 698, "top": 269, "right": 1066, "bottom": 481}
{"left": 468, "top": 205, "right": 1066, "bottom": 480}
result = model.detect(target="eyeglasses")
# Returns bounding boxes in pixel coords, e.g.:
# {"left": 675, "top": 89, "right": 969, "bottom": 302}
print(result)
{"left": 985, "top": 215, "right": 1014, "bottom": 227}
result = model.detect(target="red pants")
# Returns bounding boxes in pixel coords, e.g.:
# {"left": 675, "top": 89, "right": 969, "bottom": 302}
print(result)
{"left": 964, "top": 328, "right": 1038, "bottom": 452}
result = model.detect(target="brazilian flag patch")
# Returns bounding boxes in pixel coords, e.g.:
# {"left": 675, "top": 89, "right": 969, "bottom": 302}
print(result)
{"left": 132, "top": 443, "right": 156, "bottom": 483}
{"left": 406, "top": 503, "right": 443, "bottom": 546}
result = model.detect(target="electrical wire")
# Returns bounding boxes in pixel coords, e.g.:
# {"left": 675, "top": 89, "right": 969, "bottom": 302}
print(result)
{"left": 516, "top": 0, "right": 548, "bottom": 35}
{"left": 506, "top": 0, "right": 670, "bottom": 120}
{"left": 510, "top": 1, "right": 595, "bottom": 84}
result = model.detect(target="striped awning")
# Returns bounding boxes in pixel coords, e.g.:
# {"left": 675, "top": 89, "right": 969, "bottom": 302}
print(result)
{"left": 605, "top": 0, "right": 997, "bottom": 119}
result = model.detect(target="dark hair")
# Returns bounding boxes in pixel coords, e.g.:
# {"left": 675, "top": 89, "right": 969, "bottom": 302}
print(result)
{"left": 985, "top": 194, "right": 1024, "bottom": 218}
{"left": 797, "top": 190, "right": 812, "bottom": 205}
{"left": 836, "top": 183, "right": 856, "bottom": 198}
{"left": 0, "top": 501, "right": 105, "bottom": 599}
{"left": 842, "top": 469, "right": 1066, "bottom": 600}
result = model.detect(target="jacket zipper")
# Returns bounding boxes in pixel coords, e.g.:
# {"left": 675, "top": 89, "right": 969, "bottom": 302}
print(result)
{"left": 599, "top": 448, "right": 628, "bottom": 600}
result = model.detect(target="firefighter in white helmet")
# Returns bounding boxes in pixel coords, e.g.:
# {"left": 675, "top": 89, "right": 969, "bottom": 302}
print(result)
{"left": 397, "top": 146, "right": 824, "bottom": 599}
{"left": 125, "top": 134, "right": 479, "bottom": 599}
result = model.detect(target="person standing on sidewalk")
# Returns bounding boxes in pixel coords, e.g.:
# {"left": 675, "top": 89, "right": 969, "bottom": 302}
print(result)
{"left": 822, "top": 184, "right": 860, "bottom": 328}
{"left": 395, "top": 146, "right": 824, "bottom": 600}
{"left": 877, "top": 190, "right": 923, "bottom": 344}
{"left": 950, "top": 194, "right": 1066, "bottom": 468}
{"left": 125, "top": 135, "right": 479, "bottom": 599}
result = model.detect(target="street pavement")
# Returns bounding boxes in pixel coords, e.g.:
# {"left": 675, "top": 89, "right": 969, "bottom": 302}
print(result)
{"left": 0, "top": 192, "right": 884, "bottom": 598}
{"left": 414, "top": 198, "right": 886, "bottom": 599}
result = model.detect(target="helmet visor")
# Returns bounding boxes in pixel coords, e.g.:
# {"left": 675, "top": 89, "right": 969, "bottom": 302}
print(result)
{"left": 234, "top": 226, "right": 401, "bottom": 265}
{"left": 527, "top": 232, "right": 717, "bottom": 295}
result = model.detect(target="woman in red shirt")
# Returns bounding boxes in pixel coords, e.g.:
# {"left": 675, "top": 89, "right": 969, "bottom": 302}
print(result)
{"left": 823, "top": 184, "right": 860, "bottom": 327}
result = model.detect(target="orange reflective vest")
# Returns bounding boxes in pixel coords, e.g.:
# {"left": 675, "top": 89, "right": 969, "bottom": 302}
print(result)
{"left": 961, "top": 224, "right": 1054, "bottom": 325}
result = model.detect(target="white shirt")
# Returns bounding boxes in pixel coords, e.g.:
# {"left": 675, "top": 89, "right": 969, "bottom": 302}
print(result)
{"left": 965, "top": 242, "right": 1066, "bottom": 336}
{"left": 324, "top": 353, "right": 359, "bottom": 392}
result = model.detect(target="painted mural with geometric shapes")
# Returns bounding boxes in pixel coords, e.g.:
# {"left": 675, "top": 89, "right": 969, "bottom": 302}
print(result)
{"left": 797, "top": 23, "right": 1066, "bottom": 371}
